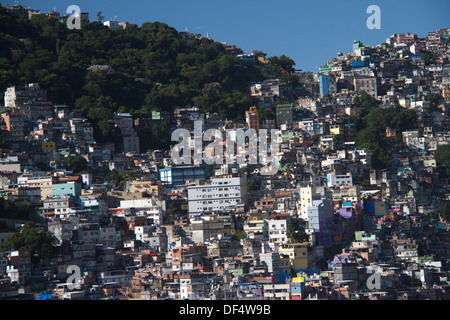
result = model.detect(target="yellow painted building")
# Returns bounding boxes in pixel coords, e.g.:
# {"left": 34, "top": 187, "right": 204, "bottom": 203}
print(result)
{"left": 127, "top": 180, "right": 161, "bottom": 198}
{"left": 245, "top": 106, "right": 259, "bottom": 131}
{"left": 41, "top": 141, "right": 56, "bottom": 151}
{"left": 277, "top": 243, "right": 308, "bottom": 270}
{"left": 331, "top": 185, "right": 361, "bottom": 206}
{"left": 444, "top": 90, "right": 450, "bottom": 101}
{"left": 329, "top": 124, "right": 342, "bottom": 135}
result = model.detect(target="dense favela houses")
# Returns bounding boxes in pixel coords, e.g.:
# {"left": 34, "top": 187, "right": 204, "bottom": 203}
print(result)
{"left": 0, "top": 3, "right": 450, "bottom": 301}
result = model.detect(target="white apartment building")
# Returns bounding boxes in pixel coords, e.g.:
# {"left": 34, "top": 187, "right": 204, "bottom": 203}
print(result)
{"left": 327, "top": 173, "right": 353, "bottom": 188}
{"left": 268, "top": 218, "right": 289, "bottom": 248}
{"left": 243, "top": 219, "right": 265, "bottom": 240}
{"left": 263, "top": 283, "right": 291, "bottom": 300}
{"left": 17, "top": 175, "right": 52, "bottom": 200}
{"left": 298, "top": 119, "right": 324, "bottom": 136}
{"left": 134, "top": 225, "right": 153, "bottom": 242}
{"left": 187, "top": 174, "right": 247, "bottom": 215}
{"left": 298, "top": 186, "right": 321, "bottom": 221}
{"left": 119, "top": 198, "right": 163, "bottom": 226}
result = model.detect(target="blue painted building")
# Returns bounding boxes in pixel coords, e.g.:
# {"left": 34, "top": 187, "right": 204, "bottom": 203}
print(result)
{"left": 159, "top": 166, "right": 206, "bottom": 187}
{"left": 319, "top": 75, "right": 330, "bottom": 95}
{"left": 351, "top": 60, "right": 365, "bottom": 69}
{"left": 51, "top": 181, "right": 81, "bottom": 197}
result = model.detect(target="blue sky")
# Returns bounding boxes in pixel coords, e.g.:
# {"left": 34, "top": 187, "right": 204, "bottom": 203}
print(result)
{"left": 4, "top": 0, "right": 450, "bottom": 71}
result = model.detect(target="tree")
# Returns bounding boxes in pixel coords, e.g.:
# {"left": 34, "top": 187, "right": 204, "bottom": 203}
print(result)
{"left": 65, "top": 155, "right": 88, "bottom": 173}
{"left": 228, "top": 230, "right": 247, "bottom": 241}
{"left": 268, "top": 55, "right": 296, "bottom": 76}
{"left": 421, "top": 52, "right": 432, "bottom": 65}
{"left": 3, "top": 223, "right": 58, "bottom": 265}
{"left": 354, "top": 103, "right": 417, "bottom": 169}
{"left": 252, "top": 50, "right": 267, "bottom": 59}
{"left": 0, "top": 198, "right": 38, "bottom": 221}
{"left": 247, "top": 181, "right": 259, "bottom": 192}
{"left": 429, "top": 211, "right": 439, "bottom": 223}
{"left": 357, "top": 91, "right": 379, "bottom": 114}
{"left": 416, "top": 238, "right": 427, "bottom": 257}
{"left": 262, "top": 220, "right": 269, "bottom": 239}
{"left": 281, "top": 164, "right": 294, "bottom": 182}
{"left": 108, "top": 170, "right": 125, "bottom": 189}
{"left": 440, "top": 202, "right": 450, "bottom": 222}
{"left": 427, "top": 93, "right": 443, "bottom": 106}
{"left": 258, "top": 107, "right": 275, "bottom": 121}
{"left": 434, "top": 144, "right": 450, "bottom": 179}
{"left": 140, "top": 120, "right": 170, "bottom": 152}
{"left": 97, "top": 11, "right": 105, "bottom": 22}
{"left": 287, "top": 223, "right": 309, "bottom": 243}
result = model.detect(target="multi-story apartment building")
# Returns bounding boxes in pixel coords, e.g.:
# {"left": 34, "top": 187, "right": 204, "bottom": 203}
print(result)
{"left": 1, "top": 112, "right": 24, "bottom": 143}
{"left": 245, "top": 106, "right": 259, "bottom": 131}
{"left": 277, "top": 243, "right": 309, "bottom": 270}
{"left": 267, "top": 215, "right": 290, "bottom": 247}
{"left": 159, "top": 166, "right": 206, "bottom": 187}
{"left": 327, "top": 173, "right": 353, "bottom": 188}
{"left": 4, "top": 83, "right": 53, "bottom": 120}
{"left": 17, "top": 174, "right": 53, "bottom": 200}
{"left": 187, "top": 174, "right": 247, "bottom": 215}
{"left": 6, "top": 250, "right": 31, "bottom": 286}
{"left": 298, "top": 186, "right": 322, "bottom": 221}
{"left": 113, "top": 113, "right": 140, "bottom": 154}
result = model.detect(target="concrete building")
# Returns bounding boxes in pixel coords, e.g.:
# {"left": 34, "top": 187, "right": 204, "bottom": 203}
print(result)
{"left": 187, "top": 174, "right": 247, "bottom": 215}
{"left": 277, "top": 243, "right": 309, "bottom": 271}
{"left": 245, "top": 106, "right": 259, "bottom": 131}
{"left": 307, "top": 199, "right": 334, "bottom": 247}
{"left": 159, "top": 166, "right": 205, "bottom": 187}
{"left": 3, "top": 83, "right": 53, "bottom": 120}
{"left": 319, "top": 75, "right": 331, "bottom": 95}
{"left": 267, "top": 215, "right": 291, "bottom": 247}
{"left": 327, "top": 173, "right": 353, "bottom": 188}
{"left": 276, "top": 104, "right": 293, "bottom": 126}
{"left": 298, "top": 186, "right": 322, "bottom": 221}
{"left": 113, "top": 113, "right": 140, "bottom": 154}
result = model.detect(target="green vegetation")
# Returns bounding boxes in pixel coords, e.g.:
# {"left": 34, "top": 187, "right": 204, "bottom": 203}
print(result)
{"left": 287, "top": 223, "right": 309, "bottom": 243}
{"left": 228, "top": 230, "right": 247, "bottom": 241}
{"left": 3, "top": 222, "right": 58, "bottom": 264}
{"left": 0, "top": 198, "right": 39, "bottom": 221}
{"left": 440, "top": 202, "right": 450, "bottom": 222}
{"left": 107, "top": 170, "right": 140, "bottom": 190}
{"left": 139, "top": 120, "right": 170, "bottom": 151}
{"left": 268, "top": 55, "right": 296, "bottom": 77}
{"left": 65, "top": 155, "right": 88, "bottom": 173}
{"left": 353, "top": 92, "right": 418, "bottom": 169}
{"left": 427, "top": 92, "right": 443, "bottom": 106}
{"left": 434, "top": 144, "right": 450, "bottom": 179}
{"left": 0, "top": 6, "right": 292, "bottom": 150}
{"left": 420, "top": 52, "right": 433, "bottom": 65}
{"left": 262, "top": 220, "right": 269, "bottom": 239}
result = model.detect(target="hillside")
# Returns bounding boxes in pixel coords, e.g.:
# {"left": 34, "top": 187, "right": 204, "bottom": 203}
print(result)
{"left": 0, "top": 5, "right": 295, "bottom": 145}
